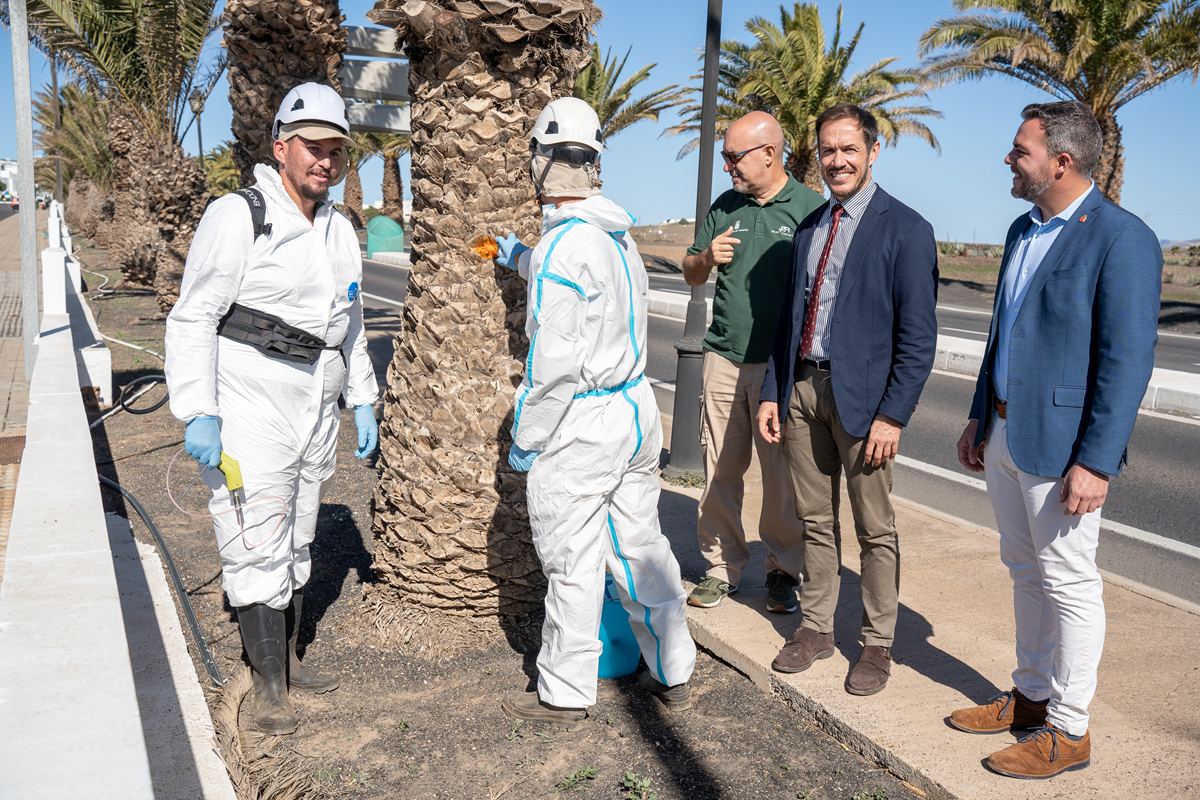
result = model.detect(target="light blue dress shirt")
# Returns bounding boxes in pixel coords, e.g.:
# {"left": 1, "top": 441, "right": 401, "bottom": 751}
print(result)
{"left": 993, "top": 184, "right": 1095, "bottom": 401}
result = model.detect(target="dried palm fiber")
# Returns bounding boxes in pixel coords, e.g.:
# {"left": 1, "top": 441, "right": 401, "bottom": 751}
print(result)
{"left": 223, "top": 0, "right": 347, "bottom": 187}
{"left": 210, "top": 666, "right": 325, "bottom": 800}
{"left": 83, "top": 188, "right": 115, "bottom": 246}
{"left": 364, "top": 0, "right": 599, "bottom": 656}
{"left": 64, "top": 172, "right": 90, "bottom": 230}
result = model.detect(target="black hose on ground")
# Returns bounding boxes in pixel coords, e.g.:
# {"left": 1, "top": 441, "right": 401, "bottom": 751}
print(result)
{"left": 118, "top": 374, "right": 169, "bottom": 415}
{"left": 98, "top": 475, "right": 224, "bottom": 687}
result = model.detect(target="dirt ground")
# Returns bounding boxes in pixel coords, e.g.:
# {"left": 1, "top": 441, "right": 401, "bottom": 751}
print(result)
{"left": 629, "top": 225, "right": 1200, "bottom": 334}
{"left": 80, "top": 249, "right": 922, "bottom": 800}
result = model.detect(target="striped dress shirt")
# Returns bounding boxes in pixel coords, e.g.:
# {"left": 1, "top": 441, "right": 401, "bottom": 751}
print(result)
{"left": 803, "top": 181, "right": 877, "bottom": 361}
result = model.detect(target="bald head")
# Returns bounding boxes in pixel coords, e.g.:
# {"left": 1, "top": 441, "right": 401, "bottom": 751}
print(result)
{"left": 722, "top": 111, "right": 788, "bottom": 201}
{"left": 727, "top": 111, "right": 786, "bottom": 153}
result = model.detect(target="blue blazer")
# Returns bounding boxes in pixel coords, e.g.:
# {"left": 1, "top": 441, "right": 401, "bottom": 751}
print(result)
{"left": 969, "top": 189, "right": 1162, "bottom": 477}
{"left": 761, "top": 186, "right": 939, "bottom": 438}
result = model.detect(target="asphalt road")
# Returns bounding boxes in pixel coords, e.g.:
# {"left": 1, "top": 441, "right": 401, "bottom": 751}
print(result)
{"left": 361, "top": 256, "right": 1200, "bottom": 606}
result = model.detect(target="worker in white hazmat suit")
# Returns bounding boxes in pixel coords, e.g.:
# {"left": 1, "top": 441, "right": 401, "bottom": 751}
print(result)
{"left": 165, "top": 83, "right": 379, "bottom": 734}
{"left": 494, "top": 97, "right": 697, "bottom": 730}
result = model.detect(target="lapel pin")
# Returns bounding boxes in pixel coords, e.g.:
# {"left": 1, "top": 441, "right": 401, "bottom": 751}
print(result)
{"left": 1079, "top": 215, "right": 1087, "bottom": 223}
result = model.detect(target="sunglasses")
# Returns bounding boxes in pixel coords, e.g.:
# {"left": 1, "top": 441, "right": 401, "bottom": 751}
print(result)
{"left": 720, "top": 143, "right": 769, "bottom": 165}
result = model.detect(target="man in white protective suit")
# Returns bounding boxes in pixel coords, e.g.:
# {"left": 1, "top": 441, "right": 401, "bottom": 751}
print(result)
{"left": 494, "top": 97, "right": 697, "bottom": 730}
{"left": 165, "top": 83, "right": 379, "bottom": 734}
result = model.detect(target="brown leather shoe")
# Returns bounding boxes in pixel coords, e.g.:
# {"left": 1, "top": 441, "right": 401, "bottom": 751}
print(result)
{"left": 949, "top": 688, "right": 1048, "bottom": 734}
{"left": 771, "top": 627, "right": 835, "bottom": 673}
{"left": 845, "top": 645, "right": 891, "bottom": 696}
{"left": 986, "top": 724, "right": 1091, "bottom": 779}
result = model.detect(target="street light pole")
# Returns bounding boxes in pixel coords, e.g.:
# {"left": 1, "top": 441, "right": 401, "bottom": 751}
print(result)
{"left": 189, "top": 89, "right": 206, "bottom": 171}
{"left": 10, "top": 0, "right": 39, "bottom": 379}
{"left": 663, "top": 0, "right": 722, "bottom": 480}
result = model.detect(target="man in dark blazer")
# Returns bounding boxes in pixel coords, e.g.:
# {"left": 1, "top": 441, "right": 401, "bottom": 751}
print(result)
{"left": 951, "top": 101, "right": 1161, "bottom": 780}
{"left": 757, "top": 103, "right": 938, "bottom": 696}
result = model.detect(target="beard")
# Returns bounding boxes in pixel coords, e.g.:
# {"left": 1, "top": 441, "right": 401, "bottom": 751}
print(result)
{"left": 1012, "top": 167, "right": 1052, "bottom": 202}
{"left": 298, "top": 170, "right": 331, "bottom": 203}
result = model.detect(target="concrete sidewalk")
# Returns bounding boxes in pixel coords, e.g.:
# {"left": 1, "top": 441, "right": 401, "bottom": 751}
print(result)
{"left": 656, "top": 415, "right": 1200, "bottom": 800}
{"left": 647, "top": 288, "right": 1200, "bottom": 418}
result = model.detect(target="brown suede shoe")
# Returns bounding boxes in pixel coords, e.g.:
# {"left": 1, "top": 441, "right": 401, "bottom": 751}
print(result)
{"left": 845, "top": 645, "right": 891, "bottom": 696}
{"left": 772, "top": 627, "right": 835, "bottom": 673}
{"left": 949, "top": 688, "right": 1048, "bottom": 734}
{"left": 986, "top": 724, "right": 1091, "bottom": 779}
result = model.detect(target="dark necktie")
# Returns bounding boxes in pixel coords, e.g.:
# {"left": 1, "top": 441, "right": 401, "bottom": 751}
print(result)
{"left": 799, "top": 204, "right": 845, "bottom": 361}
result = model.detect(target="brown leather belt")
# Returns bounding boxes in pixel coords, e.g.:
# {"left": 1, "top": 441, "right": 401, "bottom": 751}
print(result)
{"left": 993, "top": 397, "right": 1007, "bottom": 420}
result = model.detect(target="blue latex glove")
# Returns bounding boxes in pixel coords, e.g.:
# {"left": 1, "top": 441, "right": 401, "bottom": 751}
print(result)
{"left": 508, "top": 444, "right": 539, "bottom": 472}
{"left": 184, "top": 416, "right": 222, "bottom": 469}
{"left": 495, "top": 233, "right": 529, "bottom": 270}
{"left": 354, "top": 404, "right": 379, "bottom": 459}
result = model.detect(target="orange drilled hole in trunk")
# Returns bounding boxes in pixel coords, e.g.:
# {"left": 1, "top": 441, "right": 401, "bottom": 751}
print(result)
{"left": 472, "top": 237, "right": 498, "bottom": 259}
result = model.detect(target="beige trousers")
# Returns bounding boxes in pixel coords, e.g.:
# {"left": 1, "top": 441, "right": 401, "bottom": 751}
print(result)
{"left": 697, "top": 350, "right": 806, "bottom": 586}
{"left": 783, "top": 362, "right": 899, "bottom": 647}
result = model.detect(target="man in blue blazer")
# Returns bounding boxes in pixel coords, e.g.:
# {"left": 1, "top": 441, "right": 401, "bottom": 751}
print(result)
{"left": 951, "top": 101, "right": 1161, "bottom": 780}
{"left": 757, "top": 104, "right": 939, "bottom": 696}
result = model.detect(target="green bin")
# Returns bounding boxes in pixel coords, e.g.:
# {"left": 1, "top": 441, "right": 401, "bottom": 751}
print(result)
{"left": 366, "top": 215, "right": 404, "bottom": 258}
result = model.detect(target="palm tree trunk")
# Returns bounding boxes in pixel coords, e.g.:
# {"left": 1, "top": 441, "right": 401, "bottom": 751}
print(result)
{"left": 382, "top": 153, "right": 403, "bottom": 224}
{"left": 1094, "top": 113, "right": 1124, "bottom": 206}
{"left": 223, "top": 0, "right": 347, "bottom": 186}
{"left": 786, "top": 147, "right": 825, "bottom": 195}
{"left": 365, "top": 0, "right": 597, "bottom": 655}
{"left": 344, "top": 163, "right": 365, "bottom": 228}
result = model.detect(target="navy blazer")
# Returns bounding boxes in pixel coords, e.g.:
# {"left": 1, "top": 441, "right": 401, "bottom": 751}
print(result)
{"left": 761, "top": 186, "right": 939, "bottom": 438}
{"left": 969, "top": 189, "right": 1161, "bottom": 477}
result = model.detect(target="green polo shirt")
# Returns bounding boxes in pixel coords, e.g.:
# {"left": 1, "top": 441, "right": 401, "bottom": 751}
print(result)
{"left": 687, "top": 176, "right": 825, "bottom": 363}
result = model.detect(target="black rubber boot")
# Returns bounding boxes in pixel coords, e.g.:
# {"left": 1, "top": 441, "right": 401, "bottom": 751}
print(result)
{"left": 285, "top": 590, "right": 340, "bottom": 693}
{"left": 237, "top": 603, "right": 299, "bottom": 734}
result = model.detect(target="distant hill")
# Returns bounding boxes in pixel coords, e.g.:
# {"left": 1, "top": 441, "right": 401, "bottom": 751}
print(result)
{"left": 1161, "top": 239, "right": 1200, "bottom": 249}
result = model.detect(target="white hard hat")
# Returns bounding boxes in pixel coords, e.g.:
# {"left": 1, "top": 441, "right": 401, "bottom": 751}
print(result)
{"left": 530, "top": 97, "right": 603, "bottom": 152}
{"left": 273, "top": 82, "right": 351, "bottom": 143}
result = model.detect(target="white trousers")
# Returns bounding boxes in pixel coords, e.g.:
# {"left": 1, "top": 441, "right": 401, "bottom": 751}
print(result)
{"left": 204, "top": 346, "right": 344, "bottom": 611}
{"left": 526, "top": 380, "right": 696, "bottom": 708}
{"left": 985, "top": 412, "right": 1105, "bottom": 735}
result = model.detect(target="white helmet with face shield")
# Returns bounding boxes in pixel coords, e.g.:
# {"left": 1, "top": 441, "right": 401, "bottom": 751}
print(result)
{"left": 529, "top": 97, "right": 603, "bottom": 198}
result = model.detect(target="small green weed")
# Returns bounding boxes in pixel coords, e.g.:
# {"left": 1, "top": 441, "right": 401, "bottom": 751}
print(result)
{"left": 554, "top": 766, "right": 597, "bottom": 792}
{"left": 852, "top": 790, "right": 888, "bottom": 800}
{"left": 314, "top": 767, "right": 341, "bottom": 782}
{"left": 505, "top": 720, "right": 525, "bottom": 742}
{"left": 834, "top": 767, "right": 844, "bottom": 776}
{"left": 621, "top": 771, "right": 657, "bottom": 800}
{"left": 796, "top": 790, "right": 812, "bottom": 800}
{"left": 396, "top": 718, "right": 409, "bottom": 734}
{"left": 484, "top": 667, "right": 494, "bottom": 675}
{"left": 606, "top": 715, "right": 615, "bottom": 726}
{"left": 535, "top": 731, "right": 555, "bottom": 742}
{"left": 348, "top": 771, "right": 371, "bottom": 786}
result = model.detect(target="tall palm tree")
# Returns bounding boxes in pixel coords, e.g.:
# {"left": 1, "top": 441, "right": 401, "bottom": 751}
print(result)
{"left": 573, "top": 42, "right": 686, "bottom": 143}
{"left": 6, "top": 0, "right": 221, "bottom": 308}
{"left": 666, "top": 3, "right": 942, "bottom": 192}
{"left": 377, "top": 133, "right": 409, "bottom": 225}
{"left": 919, "top": 0, "right": 1200, "bottom": 204}
{"left": 365, "top": 0, "right": 597, "bottom": 653}
{"left": 343, "top": 132, "right": 379, "bottom": 229}
{"left": 223, "top": 0, "right": 346, "bottom": 186}
{"left": 32, "top": 81, "right": 112, "bottom": 233}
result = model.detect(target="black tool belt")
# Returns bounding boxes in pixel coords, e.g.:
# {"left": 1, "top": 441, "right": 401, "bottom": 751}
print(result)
{"left": 217, "top": 303, "right": 337, "bottom": 366}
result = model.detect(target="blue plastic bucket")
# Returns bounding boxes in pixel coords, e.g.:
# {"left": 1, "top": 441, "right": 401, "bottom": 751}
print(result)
{"left": 598, "top": 573, "right": 640, "bottom": 679}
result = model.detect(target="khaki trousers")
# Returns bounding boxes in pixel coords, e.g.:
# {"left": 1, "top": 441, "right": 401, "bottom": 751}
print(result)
{"left": 784, "top": 362, "right": 899, "bottom": 647}
{"left": 697, "top": 350, "right": 806, "bottom": 585}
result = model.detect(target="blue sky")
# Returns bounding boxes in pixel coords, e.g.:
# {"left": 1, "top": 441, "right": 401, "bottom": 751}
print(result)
{"left": 3, "top": 0, "right": 1198, "bottom": 243}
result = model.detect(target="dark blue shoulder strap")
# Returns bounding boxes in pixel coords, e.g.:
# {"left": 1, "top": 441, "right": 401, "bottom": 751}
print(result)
{"left": 232, "top": 188, "right": 272, "bottom": 240}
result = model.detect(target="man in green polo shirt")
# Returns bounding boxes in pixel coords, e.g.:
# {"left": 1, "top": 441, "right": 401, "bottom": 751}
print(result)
{"left": 682, "top": 111, "right": 825, "bottom": 612}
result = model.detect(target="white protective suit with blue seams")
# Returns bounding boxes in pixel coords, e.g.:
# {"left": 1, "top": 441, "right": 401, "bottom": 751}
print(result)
{"left": 165, "top": 163, "right": 378, "bottom": 611}
{"left": 511, "top": 194, "right": 696, "bottom": 709}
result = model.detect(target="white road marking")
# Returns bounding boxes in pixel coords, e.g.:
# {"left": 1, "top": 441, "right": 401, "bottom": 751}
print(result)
{"left": 648, "top": 376, "right": 676, "bottom": 392}
{"left": 1159, "top": 330, "right": 1200, "bottom": 340}
{"left": 362, "top": 291, "right": 404, "bottom": 307}
{"left": 940, "top": 327, "right": 988, "bottom": 337}
{"left": 935, "top": 303, "right": 993, "bottom": 317}
{"left": 894, "top": 454, "right": 1200, "bottom": 561}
